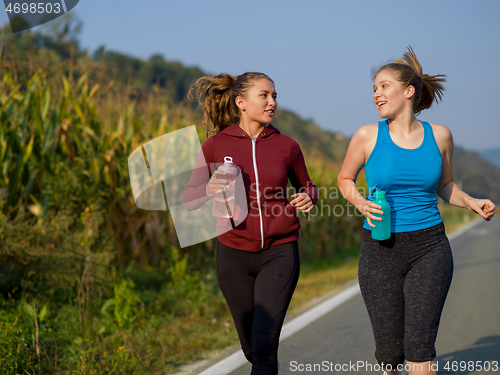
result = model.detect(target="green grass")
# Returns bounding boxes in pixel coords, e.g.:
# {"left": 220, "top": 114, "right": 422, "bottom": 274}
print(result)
{"left": 440, "top": 202, "right": 478, "bottom": 234}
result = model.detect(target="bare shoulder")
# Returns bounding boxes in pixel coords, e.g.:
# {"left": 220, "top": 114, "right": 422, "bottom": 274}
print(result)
{"left": 429, "top": 123, "right": 453, "bottom": 157}
{"left": 346, "top": 123, "right": 379, "bottom": 163}
{"left": 429, "top": 123, "right": 453, "bottom": 142}
{"left": 353, "top": 123, "right": 378, "bottom": 141}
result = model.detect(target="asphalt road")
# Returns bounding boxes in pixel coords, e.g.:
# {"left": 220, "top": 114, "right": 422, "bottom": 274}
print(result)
{"left": 227, "top": 217, "right": 500, "bottom": 375}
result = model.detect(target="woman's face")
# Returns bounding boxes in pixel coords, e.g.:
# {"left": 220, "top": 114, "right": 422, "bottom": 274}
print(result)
{"left": 238, "top": 78, "right": 277, "bottom": 125}
{"left": 373, "top": 70, "right": 411, "bottom": 119}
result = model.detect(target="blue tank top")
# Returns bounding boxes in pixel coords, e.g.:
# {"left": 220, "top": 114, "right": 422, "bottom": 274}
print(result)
{"left": 363, "top": 120, "right": 443, "bottom": 232}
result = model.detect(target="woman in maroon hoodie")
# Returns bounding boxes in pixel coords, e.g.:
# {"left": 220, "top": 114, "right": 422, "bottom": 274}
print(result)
{"left": 183, "top": 72, "right": 318, "bottom": 374}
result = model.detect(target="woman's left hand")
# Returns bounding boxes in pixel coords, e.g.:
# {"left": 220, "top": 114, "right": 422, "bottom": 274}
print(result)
{"left": 291, "top": 193, "right": 314, "bottom": 213}
{"left": 465, "top": 197, "right": 496, "bottom": 221}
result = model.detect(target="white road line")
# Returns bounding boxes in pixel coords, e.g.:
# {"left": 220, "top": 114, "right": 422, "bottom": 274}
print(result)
{"left": 197, "top": 218, "right": 483, "bottom": 375}
{"left": 196, "top": 350, "right": 246, "bottom": 375}
{"left": 280, "top": 283, "right": 361, "bottom": 341}
{"left": 447, "top": 218, "right": 482, "bottom": 241}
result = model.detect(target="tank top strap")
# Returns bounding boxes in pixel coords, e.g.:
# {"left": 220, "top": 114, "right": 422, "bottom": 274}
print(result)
{"left": 421, "top": 120, "right": 431, "bottom": 137}
{"left": 420, "top": 121, "right": 442, "bottom": 157}
{"left": 365, "top": 120, "right": 390, "bottom": 167}
{"left": 377, "top": 119, "right": 390, "bottom": 140}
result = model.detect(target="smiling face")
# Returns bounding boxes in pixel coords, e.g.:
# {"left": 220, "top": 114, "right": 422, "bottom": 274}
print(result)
{"left": 237, "top": 78, "right": 277, "bottom": 125}
{"left": 373, "top": 70, "right": 414, "bottom": 119}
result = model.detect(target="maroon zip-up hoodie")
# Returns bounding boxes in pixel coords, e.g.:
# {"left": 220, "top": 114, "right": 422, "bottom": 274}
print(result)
{"left": 182, "top": 124, "right": 318, "bottom": 252}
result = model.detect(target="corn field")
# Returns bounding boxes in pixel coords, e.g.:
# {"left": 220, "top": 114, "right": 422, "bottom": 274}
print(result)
{"left": 0, "top": 51, "right": 363, "bottom": 276}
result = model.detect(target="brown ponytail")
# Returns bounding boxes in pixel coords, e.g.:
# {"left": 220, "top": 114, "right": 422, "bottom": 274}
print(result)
{"left": 189, "top": 72, "right": 273, "bottom": 134}
{"left": 374, "top": 46, "right": 446, "bottom": 115}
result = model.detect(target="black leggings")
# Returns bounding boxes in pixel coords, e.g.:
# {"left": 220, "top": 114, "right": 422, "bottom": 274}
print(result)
{"left": 358, "top": 222, "right": 453, "bottom": 368}
{"left": 217, "top": 240, "right": 300, "bottom": 375}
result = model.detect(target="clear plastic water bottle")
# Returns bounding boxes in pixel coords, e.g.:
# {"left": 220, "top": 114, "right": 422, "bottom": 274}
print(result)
{"left": 213, "top": 156, "right": 238, "bottom": 218}
{"left": 371, "top": 190, "right": 391, "bottom": 241}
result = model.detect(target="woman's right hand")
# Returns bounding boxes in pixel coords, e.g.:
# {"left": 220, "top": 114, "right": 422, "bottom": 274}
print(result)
{"left": 360, "top": 200, "right": 384, "bottom": 228}
{"left": 205, "top": 170, "right": 234, "bottom": 196}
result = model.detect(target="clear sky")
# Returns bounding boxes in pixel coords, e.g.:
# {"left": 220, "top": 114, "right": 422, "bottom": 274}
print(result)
{"left": 2, "top": 0, "right": 500, "bottom": 152}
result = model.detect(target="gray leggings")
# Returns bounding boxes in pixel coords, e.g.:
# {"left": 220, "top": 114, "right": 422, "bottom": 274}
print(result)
{"left": 358, "top": 222, "right": 453, "bottom": 368}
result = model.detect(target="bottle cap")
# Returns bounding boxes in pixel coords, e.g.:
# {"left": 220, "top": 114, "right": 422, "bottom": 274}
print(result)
{"left": 374, "top": 190, "right": 386, "bottom": 199}
{"left": 219, "top": 156, "right": 238, "bottom": 175}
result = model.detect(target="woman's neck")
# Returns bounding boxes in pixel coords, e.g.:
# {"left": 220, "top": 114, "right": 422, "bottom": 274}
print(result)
{"left": 239, "top": 120, "right": 267, "bottom": 138}
{"left": 387, "top": 112, "right": 420, "bottom": 136}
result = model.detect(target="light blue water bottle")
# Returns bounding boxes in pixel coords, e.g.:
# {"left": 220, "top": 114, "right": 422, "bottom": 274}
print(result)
{"left": 371, "top": 190, "right": 391, "bottom": 241}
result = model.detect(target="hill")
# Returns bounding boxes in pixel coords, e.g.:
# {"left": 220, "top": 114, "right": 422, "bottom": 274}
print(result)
{"left": 272, "top": 109, "right": 348, "bottom": 163}
{"left": 479, "top": 148, "right": 500, "bottom": 170}
{"left": 454, "top": 146, "right": 500, "bottom": 204}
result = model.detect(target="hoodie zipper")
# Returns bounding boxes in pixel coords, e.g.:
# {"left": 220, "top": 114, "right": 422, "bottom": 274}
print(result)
{"left": 251, "top": 137, "right": 265, "bottom": 250}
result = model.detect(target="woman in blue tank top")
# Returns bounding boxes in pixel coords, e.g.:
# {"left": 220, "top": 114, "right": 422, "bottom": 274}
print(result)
{"left": 338, "top": 47, "right": 495, "bottom": 375}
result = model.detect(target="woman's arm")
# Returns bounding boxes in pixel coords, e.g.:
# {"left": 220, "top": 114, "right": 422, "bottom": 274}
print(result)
{"left": 337, "top": 124, "right": 384, "bottom": 228}
{"left": 288, "top": 141, "right": 318, "bottom": 213}
{"left": 182, "top": 147, "right": 213, "bottom": 211}
{"left": 433, "top": 124, "right": 495, "bottom": 221}
{"left": 182, "top": 138, "right": 232, "bottom": 211}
